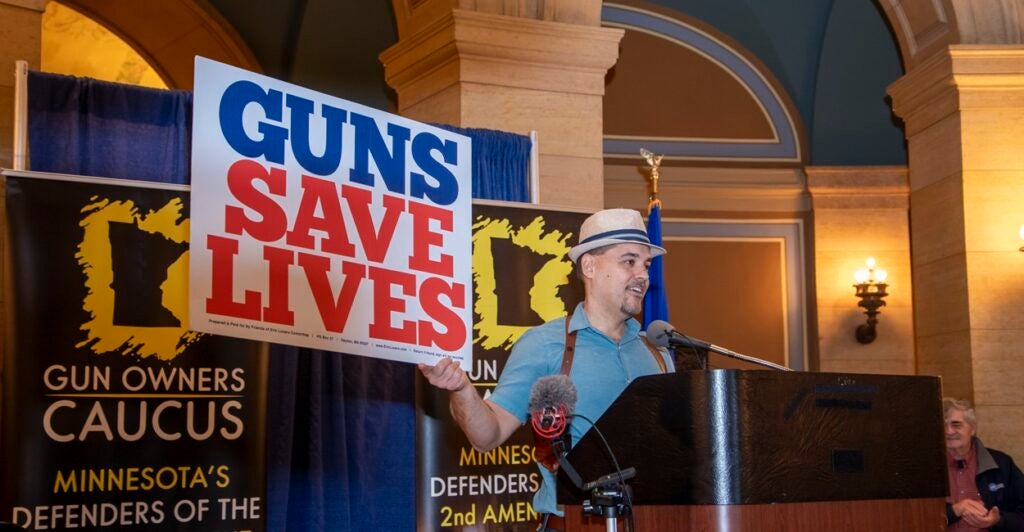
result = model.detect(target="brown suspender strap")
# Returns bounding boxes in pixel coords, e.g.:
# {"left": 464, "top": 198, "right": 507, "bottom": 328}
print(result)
{"left": 561, "top": 315, "right": 576, "bottom": 376}
{"left": 641, "top": 336, "right": 669, "bottom": 374}
{"left": 560, "top": 313, "right": 667, "bottom": 375}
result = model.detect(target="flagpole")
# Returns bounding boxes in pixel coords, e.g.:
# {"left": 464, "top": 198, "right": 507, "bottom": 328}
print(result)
{"left": 639, "top": 148, "right": 662, "bottom": 212}
{"left": 640, "top": 149, "right": 668, "bottom": 332}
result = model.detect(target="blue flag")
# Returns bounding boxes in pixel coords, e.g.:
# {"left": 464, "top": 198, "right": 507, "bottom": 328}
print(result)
{"left": 642, "top": 203, "right": 669, "bottom": 329}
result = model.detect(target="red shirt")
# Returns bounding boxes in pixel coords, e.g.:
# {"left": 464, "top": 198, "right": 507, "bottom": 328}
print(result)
{"left": 948, "top": 446, "right": 985, "bottom": 531}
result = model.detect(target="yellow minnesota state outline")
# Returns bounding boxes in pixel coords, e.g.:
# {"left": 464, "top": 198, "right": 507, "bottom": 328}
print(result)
{"left": 75, "top": 196, "right": 200, "bottom": 360}
{"left": 472, "top": 215, "right": 574, "bottom": 350}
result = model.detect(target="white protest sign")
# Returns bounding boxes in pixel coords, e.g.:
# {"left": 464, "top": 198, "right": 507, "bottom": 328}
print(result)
{"left": 189, "top": 57, "right": 473, "bottom": 367}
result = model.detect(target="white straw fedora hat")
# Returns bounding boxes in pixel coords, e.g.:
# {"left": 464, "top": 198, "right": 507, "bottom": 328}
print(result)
{"left": 567, "top": 208, "right": 667, "bottom": 263}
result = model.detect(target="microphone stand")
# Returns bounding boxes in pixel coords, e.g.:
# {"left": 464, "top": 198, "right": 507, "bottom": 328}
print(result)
{"left": 553, "top": 439, "right": 634, "bottom": 532}
{"left": 671, "top": 333, "right": 792, "bottom": 372}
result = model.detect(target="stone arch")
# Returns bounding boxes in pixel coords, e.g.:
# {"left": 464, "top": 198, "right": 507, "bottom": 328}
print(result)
{"left": 59, "top": 0, "right": 260, "bottom": 89}
{"left": 875, "top": 0, "right": 1024, "bottom": 69}
{"left": 874, "top": 0, "right": 957, "bottom": 69}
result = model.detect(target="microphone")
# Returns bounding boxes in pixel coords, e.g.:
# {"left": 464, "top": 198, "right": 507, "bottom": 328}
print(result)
{"left": 528, "top": 375, "right": 584, "bottom": 488}
{"left": 645, "top": 320, "right": 792, "bottom": 371}
{"left": 646, "top": 319, "right": 710, "bottom": 350}
{"left": 529, "top": 377, "right": 637, "bottom": 501}
{"left": 528, "top": 375, "right": 577, "bottom": 440}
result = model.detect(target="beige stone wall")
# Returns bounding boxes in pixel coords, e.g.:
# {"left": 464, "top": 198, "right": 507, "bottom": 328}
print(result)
{"left": 391, "top": 0, "right": 604, "bottom": 40}
{"left": 382, "top": 5, "right": 619, "bottom": 210}
{"left": 0, "top": 0, "right": 43, "bottom": 169}
{"left": 807, "top": 167, "right": 915, "bottom": 376}
{"left": 604, "top": 164, "right": 810, "bottom": 214}
{"left": 890, "top": 46, "right": 1024, "bottom": 460}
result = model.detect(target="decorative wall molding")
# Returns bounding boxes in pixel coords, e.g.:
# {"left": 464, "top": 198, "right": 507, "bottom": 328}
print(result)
{"left": 661, "top": 217, "right": 809, "bottom": 370}
{"left": 601, "top": 3, "right": 802, "bottom": 164}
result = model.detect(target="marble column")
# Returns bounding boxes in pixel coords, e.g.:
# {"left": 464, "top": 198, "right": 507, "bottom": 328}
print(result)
{"left": 890, "top": 45, "right": 1024, "bottom": 457}
{"left": 381, "top": 0, "right": 622, "bottom": 209}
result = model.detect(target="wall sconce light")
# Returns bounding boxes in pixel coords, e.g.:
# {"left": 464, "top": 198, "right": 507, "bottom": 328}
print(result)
{"left": 853, "top": 257, "right": 888, "bottom": 344}
{"left": 1019, "top": 225, "right": 1024, "bottom": 252}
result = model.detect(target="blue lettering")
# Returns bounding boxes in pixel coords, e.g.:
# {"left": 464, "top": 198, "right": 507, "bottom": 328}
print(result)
{"left": 410, "top": 132, "right": 460, "bottom": 206}
{"left": 349, "top": 113, "right": 410, "bottom": 195}
{"left": 218, "top": 81, "right": 287, "bottom": 164}
{"left": 285, "top": 95, "right": 348, "bottom": 176}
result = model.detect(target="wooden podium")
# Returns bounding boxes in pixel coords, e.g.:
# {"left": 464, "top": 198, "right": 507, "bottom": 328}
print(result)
{"left": 556, "top": 370, "right": 949, "bottom": 531}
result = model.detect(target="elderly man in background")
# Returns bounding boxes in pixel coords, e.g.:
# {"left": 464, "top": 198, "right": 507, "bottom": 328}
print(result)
{"left": 945, "top": 398, "right": 1024, "bottom": 531}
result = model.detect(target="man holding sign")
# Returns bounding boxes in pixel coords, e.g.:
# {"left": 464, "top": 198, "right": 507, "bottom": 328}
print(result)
{"left": 419, "top": 208, "right": 674, "bottom": 530}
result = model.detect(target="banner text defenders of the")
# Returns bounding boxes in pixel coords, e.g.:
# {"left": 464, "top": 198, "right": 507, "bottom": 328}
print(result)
{"left": 189, "top": 57, "right": 473, "bottom": 367}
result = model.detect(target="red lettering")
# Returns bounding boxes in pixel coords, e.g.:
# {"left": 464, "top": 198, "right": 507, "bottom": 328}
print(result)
{"left": 368, "top": 267, "right": 416, "bottom": 343}
{"left": 408, "top": 201, "right": 453, "bottom": 276}
{"left": 341, "top": 185, "right": 404, "bottom": 263}
{"left": 262, "top": 245, "right": 295, "bottom": 325}
{"left": 205, "top": 235, "right": 261, "bottom": 319}
{"left": 224, "top": 159, "right": 287, "bottom": 241}
{"left": 419, "top": 278, "right": 467, "bottom": 351}
{"left": 298, "top": 253, "right": 366, "bottom": 333}
{"left": 286, "top": 174, "right": 355, "bottom": 256}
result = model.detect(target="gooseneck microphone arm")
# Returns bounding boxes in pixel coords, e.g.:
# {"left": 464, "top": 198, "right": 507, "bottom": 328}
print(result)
{"left": 646, "top": 320, "right": 793, "bottom": 372}
{"left": 552, "top": 437, "right": 584, "bottom": 489}
{"left": 715, "top": 344, "right": 792, "bottom": 371}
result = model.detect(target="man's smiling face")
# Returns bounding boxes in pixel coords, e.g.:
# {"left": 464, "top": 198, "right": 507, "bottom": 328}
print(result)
{"left": 945, "top": 408, "right": 975, "bottom": 457}
{"left": 584, "top": 243, "right": 653, "bottom": 319}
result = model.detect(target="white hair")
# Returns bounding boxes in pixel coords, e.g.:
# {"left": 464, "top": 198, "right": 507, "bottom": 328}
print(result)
{"left": 943, "top": 397, "right": 977, "bottom": 429}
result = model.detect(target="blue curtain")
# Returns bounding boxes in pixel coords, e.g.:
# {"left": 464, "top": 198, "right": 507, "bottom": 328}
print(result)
{"left": 25, "top": 71, "right": 530, "bottom": 531}
{"left": 27, "top": 72, "right": 192, "bottom": 183}
{"left": 435, "top": 124, "right": 532, "bottom": 203}
{"left": 264, "top": 349, "right": 415, "bottom": 530}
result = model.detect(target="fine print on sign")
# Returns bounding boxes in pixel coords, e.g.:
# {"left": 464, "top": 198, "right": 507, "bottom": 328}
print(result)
{"left": 189, "top": 57, "right": 473, "bottom": 368}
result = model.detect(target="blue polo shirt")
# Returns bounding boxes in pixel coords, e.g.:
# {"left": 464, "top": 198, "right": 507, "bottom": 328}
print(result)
{"left": 488, "top": 302, "right": 674, "bottom": 515}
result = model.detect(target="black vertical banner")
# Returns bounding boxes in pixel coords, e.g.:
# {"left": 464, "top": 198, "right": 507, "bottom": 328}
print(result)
{"left": 2, "top": 172, "right": 267, "bottom": 531}
{"left": 417, "top": 202, "right": 588, "bottom": 531}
